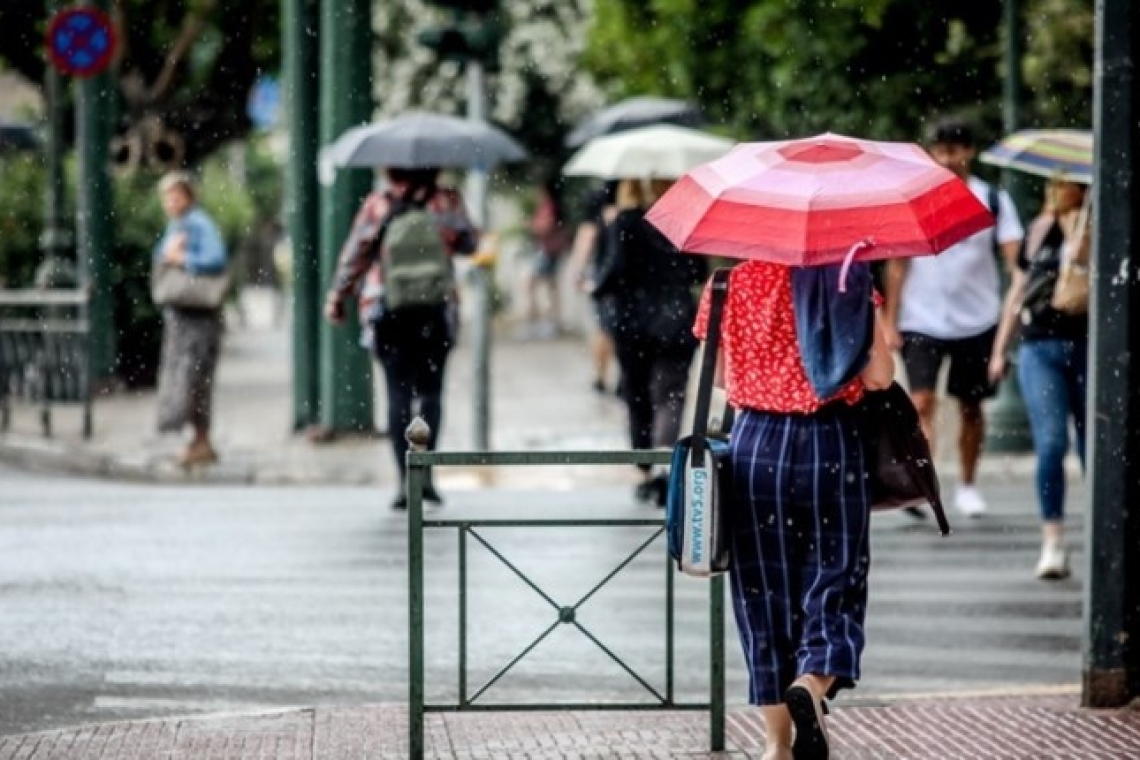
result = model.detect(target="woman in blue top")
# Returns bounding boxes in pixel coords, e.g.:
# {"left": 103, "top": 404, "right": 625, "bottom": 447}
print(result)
{"left": 153, "top": 172, "right": 228, "bottom": 467}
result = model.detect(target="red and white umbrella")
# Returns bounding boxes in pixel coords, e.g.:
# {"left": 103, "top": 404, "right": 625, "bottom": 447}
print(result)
{"left": 645, "top": 133, "right": 993, "bottom": 281}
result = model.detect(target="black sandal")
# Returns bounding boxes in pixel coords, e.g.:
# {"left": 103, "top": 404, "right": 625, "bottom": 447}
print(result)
{"left": 784, "top": 683, "right": 829, "bottom": 760}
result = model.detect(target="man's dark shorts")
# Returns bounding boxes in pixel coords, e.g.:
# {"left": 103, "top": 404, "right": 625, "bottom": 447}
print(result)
{"left": 900, "top": 327, "right": 998, "bottom": 403}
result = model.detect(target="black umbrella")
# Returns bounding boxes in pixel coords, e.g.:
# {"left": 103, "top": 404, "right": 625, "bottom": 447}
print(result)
{"left": 565, "top": 96, "right": 703, "bottom": 148}
{"left": 321, "top": 111, "right": 527, "bottom": 171}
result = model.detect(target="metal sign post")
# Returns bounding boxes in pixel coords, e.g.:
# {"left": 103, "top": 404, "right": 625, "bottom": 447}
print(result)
{"left": 466, "top": 60, "right": 492, "bottom": 451}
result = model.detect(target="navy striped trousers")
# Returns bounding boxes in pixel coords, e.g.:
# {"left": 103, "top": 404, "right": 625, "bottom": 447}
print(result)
{"left": 727, "top": 404, "right": 872, "bottom": 705}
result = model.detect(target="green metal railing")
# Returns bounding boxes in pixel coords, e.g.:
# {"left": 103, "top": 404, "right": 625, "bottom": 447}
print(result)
{"left": 0, "top": 289, "right": 93, "bottom": 438}
{"left": 406, "top": 433, "right": 725, "bottom": 760}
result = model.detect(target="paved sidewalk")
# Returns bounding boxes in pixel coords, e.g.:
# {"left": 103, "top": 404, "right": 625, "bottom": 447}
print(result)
{"left": 2, "top": 693, "right": 1139, "bottom": 759}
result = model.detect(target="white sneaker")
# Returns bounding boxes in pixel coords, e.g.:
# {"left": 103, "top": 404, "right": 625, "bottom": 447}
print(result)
{"left": 954, "top": 485, "right": 987, "bottom": 517}
{"left": 1036, "top": 542, "right": 1071, "bottom": 580}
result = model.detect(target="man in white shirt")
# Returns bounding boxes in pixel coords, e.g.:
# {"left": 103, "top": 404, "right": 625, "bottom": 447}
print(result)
{"left": 884, "top": 118, "right": 1025, "bottom": 517}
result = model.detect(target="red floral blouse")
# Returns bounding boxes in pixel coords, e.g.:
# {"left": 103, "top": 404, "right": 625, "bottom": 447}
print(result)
{"left": 693, "top": 261, "right": 870, "bottom": 414}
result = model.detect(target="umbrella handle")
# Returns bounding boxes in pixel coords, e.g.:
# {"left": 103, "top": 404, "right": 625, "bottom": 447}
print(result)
{"left": 838, "top": 238, "right": 876, "bottom": 292}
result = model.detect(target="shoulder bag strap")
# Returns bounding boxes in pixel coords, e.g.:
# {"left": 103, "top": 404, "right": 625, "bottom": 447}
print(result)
{"left": 690, "top": 267, "right": 731, "bottom": 467}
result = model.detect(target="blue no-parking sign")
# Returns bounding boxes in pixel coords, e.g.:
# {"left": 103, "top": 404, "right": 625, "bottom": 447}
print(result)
{"left": 46, "top": 7, "right": 118, "bottom": 78}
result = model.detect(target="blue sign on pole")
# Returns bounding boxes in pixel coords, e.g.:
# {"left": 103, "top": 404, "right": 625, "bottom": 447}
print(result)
{"left": 46, "top": 7, "right": 118, "bottom": 78}
{"left": 247, "top": 76, "right": 282, "bottom": 131}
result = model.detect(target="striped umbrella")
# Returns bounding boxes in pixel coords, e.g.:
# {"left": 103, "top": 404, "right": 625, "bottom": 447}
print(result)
{"left": 644, "top": 133, "right": 993, "bottom": 273}
{"left": 978, "top": 129, "right": 1093, "bottom": 184}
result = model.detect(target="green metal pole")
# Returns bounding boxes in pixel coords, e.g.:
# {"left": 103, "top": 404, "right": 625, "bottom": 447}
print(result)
{"left": 986, "top": 0, "right": 1033, "bottom": 453}
{"left": 283, "top": 0, "right": 321, "bottom": 429}
{"left": 406, "top": 423, "right": 428, "bottom": 760}
{"left": 317, "top": 0, "right": 373, "bottom": 432}
{"left": 1082, "top": 0, "right": 1139, "bottom": 709}
{"left": 75, "top": 0, "right": 116, "bottom": 379}
{"left": 41, "top": 2, "right": 72, "bottom": 274}
{"left": 709, "top": 574, "right": 725, "bottom": 752}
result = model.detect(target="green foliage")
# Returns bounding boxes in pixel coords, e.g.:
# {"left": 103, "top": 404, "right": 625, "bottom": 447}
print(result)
{"left": 0, "top": 155, "right": 51, "bottom": 288}
{"left": 243, "top": 140, "right": 285, "bottom": 220}
{"left": 0, "top": 1, "right": 281, "bottom": 166}
{"left": 1023, "top": 0, "right": 1093, "bottom": 127}
{"left": 109, "top": 172, "right": 167, "bottom": 387}
{"left": 584, "top": 0, "right": 1086, "bottom": 143}
{"left": 199, "top": 162, "right": 256, "bottom": 253}
{"left": 0, "top": 148, "right": 263, "bottom": 387}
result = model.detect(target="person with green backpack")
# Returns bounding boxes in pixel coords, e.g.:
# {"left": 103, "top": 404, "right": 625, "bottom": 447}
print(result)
{"left": 324, "top": 167, "right": 478, "bottom": 509}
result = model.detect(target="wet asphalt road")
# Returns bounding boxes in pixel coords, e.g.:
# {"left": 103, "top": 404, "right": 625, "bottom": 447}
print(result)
{"left": 0, "top": 464, "right": 1084, "bottom": 735}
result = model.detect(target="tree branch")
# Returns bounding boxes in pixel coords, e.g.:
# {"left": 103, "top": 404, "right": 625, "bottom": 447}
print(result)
{"left": 147, "top": 0, "right": 218, "bottom": 102}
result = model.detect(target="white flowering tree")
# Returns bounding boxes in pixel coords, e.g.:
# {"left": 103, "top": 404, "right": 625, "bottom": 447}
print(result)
{"left": 373, "top": 0, "right": 604, "bottom": 177}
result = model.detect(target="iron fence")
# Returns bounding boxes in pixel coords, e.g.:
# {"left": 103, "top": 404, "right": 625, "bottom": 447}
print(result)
{"left": 406, "top": 445, "right": 725, "bottom": 760}
{"left": 0, "top": 288, "right": 92, "bottom": 438}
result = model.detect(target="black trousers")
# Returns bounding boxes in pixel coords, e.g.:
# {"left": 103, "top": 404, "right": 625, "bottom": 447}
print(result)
{"left": 612, "top": 340, "right": 695, "bottom": 464}
{"left": 371, "top": 304, "right": 453, "bottom": 480}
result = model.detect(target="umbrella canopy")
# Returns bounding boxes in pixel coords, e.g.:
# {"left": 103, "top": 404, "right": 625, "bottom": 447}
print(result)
{"left": 644, "top": 132, "right": 993, "bottom": 268}
{"left": 562, "top": 124, "right": 735, "bottom": 179}
{"left": 979, "top": 129, "right": 1093, "bottom": 184}
{"left": 322, "top": 111, "right": 527, "bottom": 170}
{"left": 565, "top": 96, "right": 703, "bottom": 148}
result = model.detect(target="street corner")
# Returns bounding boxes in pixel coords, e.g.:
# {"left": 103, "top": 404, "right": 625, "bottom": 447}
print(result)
{"left": 0, "top": 433, "right": 115, "bottom": 480}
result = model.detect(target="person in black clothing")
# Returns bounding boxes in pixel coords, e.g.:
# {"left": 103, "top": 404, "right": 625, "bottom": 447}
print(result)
{"left": 989, "top": 178, "right": 1090, "bottom": 579}
{"left": 324, "top": 167, "right": 478, "bottom": 510}
{"left": 593, "top": 178, "right": 707, "bottom": 504}
{"left": 568, "top": 180, "right": 620, "bottom": 393}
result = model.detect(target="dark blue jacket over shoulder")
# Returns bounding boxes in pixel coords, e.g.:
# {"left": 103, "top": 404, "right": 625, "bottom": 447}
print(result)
{"left": 791, "top": 262, "right": 873, "bottom": 400}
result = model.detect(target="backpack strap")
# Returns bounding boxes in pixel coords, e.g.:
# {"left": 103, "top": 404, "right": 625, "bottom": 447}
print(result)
{"left": 986, "top": 182, "right": 1000, "bottom": 221}
{"left": 367, "top": 194, "right": 421, "bottom": 263}
{"left": 986, "top": 182, "right": 1003, "bottom": 262}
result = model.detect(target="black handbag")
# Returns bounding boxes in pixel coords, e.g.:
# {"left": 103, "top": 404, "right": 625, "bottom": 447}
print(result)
{"left": 859, "top": 382, "right": 951, "bottom": 535}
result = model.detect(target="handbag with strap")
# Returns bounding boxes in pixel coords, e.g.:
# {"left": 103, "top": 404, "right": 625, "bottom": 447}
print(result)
{"left": 665, "top": 268, "right": 734, "bottom": 577}
{"left": 1051, "top": 258, "right": 1089, "bottom": 315}
{"left": 1050, "top": 200, "right": 1091, "bottom": 315}
{"left": 859, "top": 382, "right": 950, "bottom": 535}
{"left": 151, "top": 263, "right": 231, "bottom": 310}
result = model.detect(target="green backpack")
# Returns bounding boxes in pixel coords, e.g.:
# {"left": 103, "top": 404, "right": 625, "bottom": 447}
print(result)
{"left": 380, "top": 205, "right": 452, "bottom": 311}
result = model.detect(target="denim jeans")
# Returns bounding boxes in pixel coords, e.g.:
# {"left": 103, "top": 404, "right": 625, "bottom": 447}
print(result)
{"left": 1017, "top": 337, "right": 1087, "bottom": 521}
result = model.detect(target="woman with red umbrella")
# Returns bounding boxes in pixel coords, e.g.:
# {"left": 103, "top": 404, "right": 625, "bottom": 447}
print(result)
{"left": 692, "top": 259, "right": 896, "bottom": 760}
{"left": 649, "top": 134, "right": 991, "bottom": 759}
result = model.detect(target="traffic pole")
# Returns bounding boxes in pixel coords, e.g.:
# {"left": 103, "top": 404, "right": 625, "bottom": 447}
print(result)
{"left": 316, "top": 0, "right": 374, "bottom": 433}
{"left": 1082, "top": 0, "right": 1139, "bottom": 709}
{"left": 985, "top": 0, "right": 1033, "bottom": 453}
{"left": 283, "top": 0, "right": 321, "bottom": 429}
{"left": 42, "top": 0, "right": 73, "bottom": 274}
{"left": 74, "top": 0, "right": 116, "bottom": 379}
{"left": 466, "top": 60, "right": 492, "bottom": 451}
